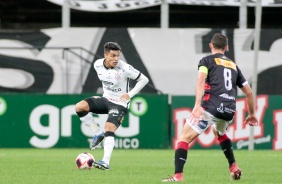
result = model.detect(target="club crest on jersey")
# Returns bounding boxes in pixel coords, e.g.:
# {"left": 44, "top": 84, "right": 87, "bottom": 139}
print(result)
{"left": 217, "top": 103, "right": 224, "bottom": 113}
{"left": 114, "top": 72, "right": 122, "bottom": 81}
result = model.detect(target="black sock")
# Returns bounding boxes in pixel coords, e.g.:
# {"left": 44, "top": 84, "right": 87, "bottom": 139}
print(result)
{"left": 174, "top": 148, "right": 187, "bottom": 173}
{"left": 220, "top": 139, "right": 235, "bottom": 167}
{"left": 76, "top": 111, "right": 88, "bottom": 117}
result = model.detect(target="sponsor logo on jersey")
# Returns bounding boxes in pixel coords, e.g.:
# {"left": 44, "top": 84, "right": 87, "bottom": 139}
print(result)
{"left": 104, "top": 86, "right": 122, "bottom": 92}
{"left": 109, "top": 109, "right": 119, "bottom": 115}
{"left": 219, "top": 93, "right": 235, "bottom": 100}
{"left": 197, "top": 120, "right": 208, "bottom": 130}
{"left": 96, "top": 64, "right": 104, "bottom": 68}
{"left": 217, "top": 103, "right": 235, "bottom": 114}
{"left": 224, "top": 107, "right": 235, "bottom": 114}
{"left": 214, "top": 58, "right": 237, "bottom": 71}
{"left": 106, "top": 76, "right": 112, "bottom": 79}
{"left": 217, "top": 103, "right": 224, "bottom": 113}
{"left": 102, "top": 81, "right": 114, "bottom": 86}
{"left": 106, "top": 97, "right": 119, "bottom": 102}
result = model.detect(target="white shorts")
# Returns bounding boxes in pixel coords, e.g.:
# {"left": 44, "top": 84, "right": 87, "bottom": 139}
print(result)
{"left": 187, "top": 110, "right": 233, "bottom": 135}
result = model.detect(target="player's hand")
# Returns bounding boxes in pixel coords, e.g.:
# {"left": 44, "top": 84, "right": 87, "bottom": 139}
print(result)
{"left": 244, "top": 115, "right": 258, "bottom": 126}
{"left": 188, "top": 106, "right": 203, "bottom": 124}
{"left": 119, "top": 93, "right": 130, "bottom": 103}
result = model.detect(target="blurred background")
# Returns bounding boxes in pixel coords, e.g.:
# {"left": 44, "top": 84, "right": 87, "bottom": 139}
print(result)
{"left": 1, "top": 0, "right": 282, "bottom": 30}
{"left": 0, "top": 0, "right": 282, "bottom": 150}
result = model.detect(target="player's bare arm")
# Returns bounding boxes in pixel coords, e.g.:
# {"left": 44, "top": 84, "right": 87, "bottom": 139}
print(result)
{"left": 241, "top": 84, "right": 258, "bottom": 126}
{"left": 189, "top": 71, "right": 206, "bottom": 123}
{"left": 119, "top": 93, "right": 130, "bottom": 103}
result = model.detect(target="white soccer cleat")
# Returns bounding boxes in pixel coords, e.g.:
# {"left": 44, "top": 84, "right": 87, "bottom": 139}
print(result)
{"left": 161, "top": 173, "right": 183, "bottom": 182}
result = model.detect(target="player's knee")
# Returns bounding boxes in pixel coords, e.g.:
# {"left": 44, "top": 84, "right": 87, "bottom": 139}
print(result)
{"left": 75, "top": 102, "right": 82, "bottom": 112}
{"left": 187, "top": 134, "right": 198, "bottom": 143}
{"left": 212, "top": 127, "right": 219, "bottom": 138}
{"left": 181, "top": 131, "right": 198, "bottom": 143}
{"left": 105, "top": 122, "right": 118, "bottom": 132}
{"left": 75, "top": 101, "right": 89, "bottom": 113}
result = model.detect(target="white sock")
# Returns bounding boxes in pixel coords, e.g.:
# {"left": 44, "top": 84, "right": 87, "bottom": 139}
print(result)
{"left": 80, "top": 113, "right": 102, "bottom": 135}
{"left": 102, "top": 136, "right": 115, "bottom": 165}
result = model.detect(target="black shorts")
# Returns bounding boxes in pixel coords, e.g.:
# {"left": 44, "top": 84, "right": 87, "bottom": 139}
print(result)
{"left": 84, "top": 96, "right": 128, "bottom": 127}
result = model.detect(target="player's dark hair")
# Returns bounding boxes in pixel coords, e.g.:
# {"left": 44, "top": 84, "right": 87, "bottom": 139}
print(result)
{"left": 104, "top": 42, "right": 122, "bottom": 53}
{"left": 211, "top": 33, "right": 228, "bottom": 50}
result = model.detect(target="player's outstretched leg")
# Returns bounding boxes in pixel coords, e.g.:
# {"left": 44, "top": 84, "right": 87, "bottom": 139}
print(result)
{"left": 93, "top": 160, "right": 110, "bottom": 170}
{"left": 229, "top": 162, "right": 242, "bottom": 180}
{"left": 90, "top": 132, "right": 105, "bottom": 150}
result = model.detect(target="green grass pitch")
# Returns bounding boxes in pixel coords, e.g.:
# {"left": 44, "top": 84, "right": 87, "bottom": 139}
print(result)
{"left": 0, "top": 149, "right": 281, "bottom": 184}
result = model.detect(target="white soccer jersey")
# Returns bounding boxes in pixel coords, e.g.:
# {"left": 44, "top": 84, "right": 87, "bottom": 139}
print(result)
{"left": 94, "top": 58, "right": 141, "bottom": 107}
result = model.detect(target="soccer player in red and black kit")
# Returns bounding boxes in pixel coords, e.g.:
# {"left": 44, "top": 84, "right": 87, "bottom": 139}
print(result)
{"left": 162, "top": 33, "right": 258, "bottom": 182}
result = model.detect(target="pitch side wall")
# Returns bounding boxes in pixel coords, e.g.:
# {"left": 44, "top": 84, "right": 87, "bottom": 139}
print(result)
{"left": 0, "top": 28, "right": 281, "bottom": 95}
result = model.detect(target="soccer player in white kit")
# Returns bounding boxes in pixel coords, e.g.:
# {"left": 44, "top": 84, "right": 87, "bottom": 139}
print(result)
{"left": 75, "top": 42, "right": 149, "bottom": 170}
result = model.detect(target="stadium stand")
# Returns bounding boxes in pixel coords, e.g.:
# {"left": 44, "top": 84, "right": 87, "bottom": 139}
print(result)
{"left": 0, "top": 0, "right": 282, "bottom": 30}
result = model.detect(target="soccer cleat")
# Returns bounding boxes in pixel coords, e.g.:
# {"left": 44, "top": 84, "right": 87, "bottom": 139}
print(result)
{"left": 161, "top": 173, "right": 183, "bottom": 182}
{"left": 229, "top": 162, "right": 242, "bottom": 180}
{"left": 93, "top": 160, "right": 110, "bottom": 170}
{"left": 90, "top": 132, "right": 105, "bottom": 150}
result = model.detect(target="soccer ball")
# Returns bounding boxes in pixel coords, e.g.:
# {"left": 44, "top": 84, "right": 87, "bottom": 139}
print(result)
{"left": 75, "top": 152, "right": 95, "bottom": 169}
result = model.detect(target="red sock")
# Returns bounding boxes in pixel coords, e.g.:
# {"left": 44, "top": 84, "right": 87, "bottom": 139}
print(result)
{"left": 174, "top": 141, "right": 188, "bottom": 174}
{"left": 174, "top": 172, "right": 183, "bottom": 177}
{"left": 177, "top": 141, "right": 188, "bottom": 150}
{"left": 217, "top": 134, "right": 228, "bottom": 143}
{"left": 174, "top": 172, "right": 183, "bottom": 181}
{"left": 218, "top": 134, "right": 235, "bottom": 167}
